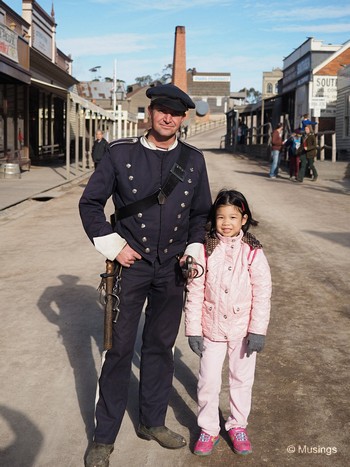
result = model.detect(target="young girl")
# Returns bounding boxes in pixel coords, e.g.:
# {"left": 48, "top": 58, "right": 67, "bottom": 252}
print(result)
{"left": 184, "top": 189, "right": 272, "bottom": 457}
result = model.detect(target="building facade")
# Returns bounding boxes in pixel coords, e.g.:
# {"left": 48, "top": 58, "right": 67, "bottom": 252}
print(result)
{"left": 0, "top": 1, "right": 31, "bottom": 161}
{"left": 336, "top": 64, "right": 350, "bottom": 156}
{"left": 187, "top": 69, "right": 231, "bottom": 117}
{"left": 1, "top": 0, "right": 117, "bottom": 177}
{"left": 262, "top": 68, "right": 282, "bottom": 98}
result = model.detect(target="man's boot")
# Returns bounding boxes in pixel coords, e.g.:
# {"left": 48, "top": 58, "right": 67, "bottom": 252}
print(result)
{"left": 137, "top": 424, "right": 186, "bottom": 449}
{"left": 85, "top": 442, "right": 114, "bottom": 467}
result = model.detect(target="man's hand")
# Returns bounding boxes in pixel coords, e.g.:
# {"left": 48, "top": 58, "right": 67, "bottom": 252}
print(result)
{"left": 179, "top": 255, "right": 203, "bottom": 280}
{"left": 116, "top": 244, "right": 141, "bottom": 267}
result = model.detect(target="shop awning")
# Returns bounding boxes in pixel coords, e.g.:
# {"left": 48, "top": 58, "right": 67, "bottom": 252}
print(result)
{"left": 0, "top": 56, "right": 31, "bottom": 84}
{"left": 69, "top": 91, "right": 112, "bottom": 118}
{"left": 31, "top": 78, "right": 68, "bottom": 99}
{"left": 31, "top": 78, "right": 113, "bottom": 119}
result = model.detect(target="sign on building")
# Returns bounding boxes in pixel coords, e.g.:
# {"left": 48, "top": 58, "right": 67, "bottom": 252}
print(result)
{"left": 310, "top": 97, "right": 327, "bottom": 109}
{"left": 312, "top": 75, "right": 337, "bottom": 117}
{"left": 0, "top": 23, "right": 18, "bottom": 63}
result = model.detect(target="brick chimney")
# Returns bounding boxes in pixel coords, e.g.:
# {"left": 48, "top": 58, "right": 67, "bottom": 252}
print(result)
{"left": 172, "top": 26, "right": 187, "bottom": 92}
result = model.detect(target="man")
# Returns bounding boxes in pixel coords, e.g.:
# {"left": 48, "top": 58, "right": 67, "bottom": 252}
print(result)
{"left": 91, "top": 129, "right": 108, "bottom": 169}
{"left": 79, "top": 84, "right": 212, "bottom": 467}
{"left": 269, "top": 122, "right": 283, "bottom": 179}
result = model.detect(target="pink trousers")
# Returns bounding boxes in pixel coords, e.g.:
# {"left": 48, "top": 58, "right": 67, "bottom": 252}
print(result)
{"left": 197, "top": 336, "right": 257, "bottom": 437}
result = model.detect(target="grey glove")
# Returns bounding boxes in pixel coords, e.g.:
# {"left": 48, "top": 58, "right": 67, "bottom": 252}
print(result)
{"left": 188, "top": 336, "right": 204, "bottom": 357}
{"left": 246, "top": 333, "right": 265, "bottom": 357}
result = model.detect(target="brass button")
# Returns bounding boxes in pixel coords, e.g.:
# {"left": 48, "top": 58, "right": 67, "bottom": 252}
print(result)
{"left": 142, "top": 237, "right": 147, "bottom": 242}
{"left": 145, "top": 248, "right": 150, "bottom": 253}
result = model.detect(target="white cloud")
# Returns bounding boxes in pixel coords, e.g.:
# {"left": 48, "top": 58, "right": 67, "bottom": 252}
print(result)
{"left": 89, "top": 0, "right": 230, "bottom": 10}
{"left": 58, "top": 33, "right": 157, "bottom": 57}
{"left": 256, "top": 4, "right": 350, "bottom": 21}
{"left": 271, "top": 23, "right": 350, "bottom": 34}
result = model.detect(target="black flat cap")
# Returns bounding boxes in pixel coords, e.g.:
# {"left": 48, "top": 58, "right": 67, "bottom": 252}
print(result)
{"left": 146, "top": 84, "right": 195, "bottom": 112}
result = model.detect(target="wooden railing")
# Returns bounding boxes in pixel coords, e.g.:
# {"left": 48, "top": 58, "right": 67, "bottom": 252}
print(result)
{"left": 188, "top": 118, "right": 226, "bottom": 137}
{"left": 317, "top": 131, "right": 336, "bottom": 162}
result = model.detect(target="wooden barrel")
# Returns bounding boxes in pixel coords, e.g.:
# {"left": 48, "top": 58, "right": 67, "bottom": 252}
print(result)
{"left": 0, "top": 163, "right": 21, "bottom": 179}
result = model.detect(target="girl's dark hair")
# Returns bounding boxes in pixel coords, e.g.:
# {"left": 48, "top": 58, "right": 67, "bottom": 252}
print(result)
{"left": 207, "top": 189, "right": 258, "bottom": 236}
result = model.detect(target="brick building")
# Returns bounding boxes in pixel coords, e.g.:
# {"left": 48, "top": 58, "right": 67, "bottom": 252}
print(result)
{"left": 187, "top": 69, "right": 231, "bottom": 116}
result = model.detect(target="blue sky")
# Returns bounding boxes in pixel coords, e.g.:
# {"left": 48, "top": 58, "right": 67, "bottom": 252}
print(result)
{"left": 12, "top": 0, "right": 350, "bottom": 91}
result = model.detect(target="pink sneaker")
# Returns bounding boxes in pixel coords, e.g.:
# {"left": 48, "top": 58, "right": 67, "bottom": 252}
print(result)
{"left": 194, "top": 431, "right": 219, "bottom": 456}
{"left": 228, "top": 427, "right": 252, "bottom": 455}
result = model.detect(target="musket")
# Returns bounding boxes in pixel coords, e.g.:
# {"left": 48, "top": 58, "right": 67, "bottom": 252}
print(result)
{"left": 103, "top": 259, "right": 115, "bottom": 350}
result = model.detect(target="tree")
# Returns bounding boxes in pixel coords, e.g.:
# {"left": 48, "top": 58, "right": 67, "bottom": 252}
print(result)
{"left": 159, "top": 64, "right": 172, "bottom": 84}
{"left": 239, "top": 87, "right": 262, "bottom": 104}
{"left": 134, "top": 75, "right": 153, "bottom": 86}
{"left": 134, "top": 64, "right": 173, "bottom": 86}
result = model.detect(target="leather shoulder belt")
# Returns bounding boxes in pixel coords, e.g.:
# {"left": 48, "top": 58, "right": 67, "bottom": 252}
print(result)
{"left": 116, "top": 143, "right": 191, "bottom": 221}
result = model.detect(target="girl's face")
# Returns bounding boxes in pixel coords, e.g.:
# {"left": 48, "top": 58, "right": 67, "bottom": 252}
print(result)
{"left": 215, "top": 204, "right": 248, "bottom": 237}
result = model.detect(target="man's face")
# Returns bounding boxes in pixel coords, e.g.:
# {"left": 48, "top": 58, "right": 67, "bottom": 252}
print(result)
{"left": 148, "top": 105, "right": 185, "bottom": 141}
{"left": 96, "top": 131, "right": 103, "bottom": 140}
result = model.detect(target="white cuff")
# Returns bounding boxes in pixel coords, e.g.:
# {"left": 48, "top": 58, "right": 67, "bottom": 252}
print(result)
{"left": 184, "top": 242, "right": 202, "bottom": 262}
{"left": 93, "top": 233, "right": 127, "bottom": 261}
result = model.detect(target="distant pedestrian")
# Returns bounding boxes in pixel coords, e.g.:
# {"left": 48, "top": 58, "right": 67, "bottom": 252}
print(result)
{"left": 91, "top": 130, "right": 108, "bottom": 169}
{"left": 284, "top": 131, "right": 301, "bottom": 181}
{"left": 297, "top": 125, "right": 318, "bottom": 182}
{"left": 269, "top": 123, "right": 283, "bottom": 178}
{"left": 300, "top": 114, "right": 317, "bottom": 133}
{"left": 241, "top": 121, "right": 248, "bottom": 144}
{"left": 184, "top": 189, "right": 272, "bottom": 457}
{"left": 237, "top": 122, "right": 243, "bottom": 144}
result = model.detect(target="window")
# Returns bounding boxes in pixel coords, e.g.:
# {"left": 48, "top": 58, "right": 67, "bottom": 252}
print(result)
{"left": 267, "top": 83, "right": 273, "bottom": 94}
{"left": 137, "top": 107, "right": 145, "bottom": 120}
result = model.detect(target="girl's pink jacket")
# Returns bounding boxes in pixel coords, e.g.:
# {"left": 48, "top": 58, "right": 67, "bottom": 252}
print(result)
{"left": 184, "top": 231, "right": 272, "bottom": 341}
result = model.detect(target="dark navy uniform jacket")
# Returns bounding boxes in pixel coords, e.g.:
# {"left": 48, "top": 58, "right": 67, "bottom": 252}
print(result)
{"left": 79, "top": 136, "right": 212, "bottom": 264}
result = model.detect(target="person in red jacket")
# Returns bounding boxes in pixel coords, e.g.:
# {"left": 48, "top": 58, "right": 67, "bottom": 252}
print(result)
{"left": 269, "top": 122, "right": 283, "bottom": 178}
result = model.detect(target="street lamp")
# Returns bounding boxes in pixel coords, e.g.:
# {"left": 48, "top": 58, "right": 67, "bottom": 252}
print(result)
{"left": 116, "top": 84, "right": 124, "bottom": 139}
{"left": 89, "top": 66, "right": 101, "bottom": 80}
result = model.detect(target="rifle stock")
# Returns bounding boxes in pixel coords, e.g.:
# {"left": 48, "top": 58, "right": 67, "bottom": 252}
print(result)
{"left": 104, "top": 259, "right": 115, "bottom": 350}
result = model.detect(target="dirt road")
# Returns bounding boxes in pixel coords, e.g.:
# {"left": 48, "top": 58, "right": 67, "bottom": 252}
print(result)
{"left": 0, "top": 127, "right": 349, "bottom": 467}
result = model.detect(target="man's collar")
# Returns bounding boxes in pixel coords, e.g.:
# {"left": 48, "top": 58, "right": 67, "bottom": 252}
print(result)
{"left": 141, "top": 131, "right": 178, "bottom": 151}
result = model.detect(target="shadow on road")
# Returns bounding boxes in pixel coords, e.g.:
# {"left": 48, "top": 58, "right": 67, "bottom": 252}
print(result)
{"left": 303, "top": 230, "right": 350, "bottom": 248}
{"left": 37, "top": 275, "right": 103, "bottom": 440}
{"left": 0, "top": 404, "right": 43, "bottom": 467}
